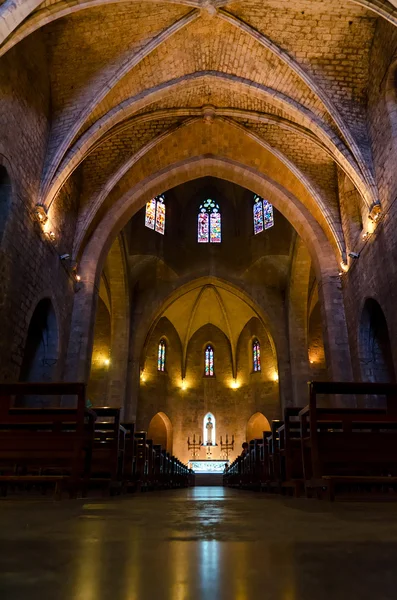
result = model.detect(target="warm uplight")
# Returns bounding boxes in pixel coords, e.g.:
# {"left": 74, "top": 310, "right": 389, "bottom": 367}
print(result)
{"left": 34, "top": 204, "right": 48, "bottom": 224}
{"left": 181, "top": 379, "right": 187, "bottom": 390}
{"left": 140, "top": 371, "right": 146, "bottom": 382}
{"left": 272, "top": 372, "right": 279, "bottom": 382}
{"left": 75, "top": 274, "right": 81, "bottom": 282}
{"left": 339, "top": 261, "right": 349, "bottom": 273}
{"left": 103, "top": 358, "right": 110, "bottom": 367}
{"left": 230, "top": 379, "right": 240, "bottom": 389}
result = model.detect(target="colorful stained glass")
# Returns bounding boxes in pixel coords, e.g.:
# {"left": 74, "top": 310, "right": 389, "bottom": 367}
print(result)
{"left": 198, "top": 199, "right": 221, "bottom": 243}
{"left": 253, "top": 195, "right": 264, "bottom": 235}
{"left": 210, "top": 211, "right": 221, "bottom": 243}
{"left": 205, "top": 345, "right": 214, "bottom": 377}
{"left": 253, "top": 195, "right": 274, "bottom": 233}
{"left": 198, "top": 210, "right": 209, "bottom": 243}
{"left": 155, "top": 197, "right": 165, "bottom": 235}
{"left": 158, "top": 339, "right": 166, "bottom": 372}
{"left": 145, "top": 198, "right": 156, "bottom": 230}
{"left": 263, "top": 199, "right": 274, "bottom": 229}
{"left": 253, "top": 340, "right": 261, "bottom": 372}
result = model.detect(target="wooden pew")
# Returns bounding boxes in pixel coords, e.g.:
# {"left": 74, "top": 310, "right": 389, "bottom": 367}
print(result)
{"left": 264, "top": 419, "right": 283, "bottom": 493}
{"left": 300, "top": 381, "right": 397, "bottom": 500}
{"left": 277, "top": 408, "right": 304, "bottom": 496}
{"left": 89, "top": 407, "right": 126, "bottom": 494}
{"left": 0, "top": 382, "right": 95, "bottom": 498}
{"left": 134, "top": 431, "right": 148, "bottom": 490}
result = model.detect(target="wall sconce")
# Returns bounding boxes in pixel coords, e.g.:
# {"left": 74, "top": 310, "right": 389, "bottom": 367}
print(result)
{"left": 181, "top": 379, "right": 187, "bottom": 391}
{"left": 272, "top": 371, "right": 279, "bottom": 382}
{"left": 103, "top": 358, "right": 110, "bottom": 367}
{"left": 140, "top": 371, "right": 146, "bottom": 383}
{"left": 45, "top": 230, "right": 56, "bottom": 243}
{"left": 34, "top": 204, "right": 48, "bottom": 224}
{"left": 230, "top": 379, "right": 240, "bottom": 389}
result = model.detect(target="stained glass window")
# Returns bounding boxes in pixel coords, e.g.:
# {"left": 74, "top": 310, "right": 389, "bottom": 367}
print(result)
{"left": 205, "top": 345, "right": 214, "bottom": 377}
{"left": 198, "top": 211, "right": 209, "bottom": 243}
{"left": 198, "top": 199, "right": 221, "bottom": 243}
{"left": 253, "top": 339, "right": 261, "bottom": 372}
{"left": 253, "top": 196, "right": 264, "bottom": 235}
{"left": 263, "top": 199, "right": 274, "bottom": 230}
{"left": 145, "top": 198, "right": 156, "bottom": 230}
{"left": 155, "top": 197, "right": 165, "bottom": 234}
{"left": 158, "top": 339, "right": 166, "bottom": 372}
{"left": 145, "top": 195, "right": 166, "bottom": 234}
{"left": 253, "top": 194, "right": 274, "bottom": 234}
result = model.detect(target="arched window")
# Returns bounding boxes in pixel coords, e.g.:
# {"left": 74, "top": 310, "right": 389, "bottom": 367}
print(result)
{"left": 253, "top": 194, "right": 274, "bottom": 235}
{"left": 203, "top": 412, "right": 216, "bottom": 445}
{"left": 205, "top": 345, "right": 214, "bottom": 377}
{"left": 253, "top": 339, "right": 261, "bottom": 372}
{"left": 145, "top": 194, "right": 165, "bottom": 234}
{"left": 198, "top": 199, "right": 221, "bottom": 243}
{"left": 158, "top": 339, "right": 166, "bottom": 372}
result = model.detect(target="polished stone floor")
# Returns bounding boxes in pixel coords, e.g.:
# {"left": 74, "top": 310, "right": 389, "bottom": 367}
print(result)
{"left": 1, "top": 486, "right": 397, "bottom": 599}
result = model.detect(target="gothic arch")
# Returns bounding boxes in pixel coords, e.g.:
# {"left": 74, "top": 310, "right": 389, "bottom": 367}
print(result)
{"left": 148, "top": 412, "right": 173, "bottom": 453}
{"left": 246, "top": 412, "right": 271, "bottom": 443}
{"left": 358, "top": 298, "right": 396, "bottom": 383}
{"left": 20, "top": 297, "right": 59, "bottom": 385}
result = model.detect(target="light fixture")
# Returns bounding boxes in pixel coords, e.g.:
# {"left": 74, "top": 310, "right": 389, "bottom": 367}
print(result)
{"left": 339, "top": 261, "right": 349, "bottom": 273}
{"left": 103, "top": 358, "right": 110, "bottom": 367}
{"left": 45, "top": 230, "right": 56, "bottom": 242}
{"left": 34, "top": 204, "right": 48, "bottom": 224}
{"left": 75, "top": 274, "right": 81, "bottom": 282}
{"left": 272, "top": 371, "right": 279, "bottom": 382}
{"left": 181, "top": 379, "right": 187, "bottom": 390}
{"left": 230, "top": 379, "right": 240, "bottom": 389}
{"left": 140, "top": 371, "right": 146, "bottom": 382}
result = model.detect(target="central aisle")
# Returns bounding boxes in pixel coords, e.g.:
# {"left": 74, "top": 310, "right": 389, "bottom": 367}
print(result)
{"left": 1, "top": 487, "right": 397, "bottom": 599}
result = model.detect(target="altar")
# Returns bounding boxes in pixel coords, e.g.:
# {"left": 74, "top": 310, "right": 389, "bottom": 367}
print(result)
{"left": 188, "top": 460, "right": 229, "bottom": 474}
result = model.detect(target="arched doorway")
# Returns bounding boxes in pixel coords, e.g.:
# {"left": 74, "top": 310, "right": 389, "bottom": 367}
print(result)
{"left": 19, "top": 298, "right": 59, "bottom": 407}
{"left": 359, "top": 298, "right": 395, "bottom": 383}
{"left": 0, "top": 165, "right": 11, "bottom": 243}
{"left": 147, "top": 412, "right": 173, "bottom": 453}
{"left": 246, "top": 412, "right": 271, "bottom": 442}
{"left": 20, "top": 298, "right": 59, "bottom": 383}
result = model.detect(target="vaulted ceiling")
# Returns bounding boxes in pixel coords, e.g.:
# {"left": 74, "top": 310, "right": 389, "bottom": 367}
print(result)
{"left": 1, "top": 0, "right": 396, "bottom": 267}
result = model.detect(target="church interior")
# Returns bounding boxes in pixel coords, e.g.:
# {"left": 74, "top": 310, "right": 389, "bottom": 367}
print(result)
{"left": 2, "top": 0, "right": 397, "bottom": 597}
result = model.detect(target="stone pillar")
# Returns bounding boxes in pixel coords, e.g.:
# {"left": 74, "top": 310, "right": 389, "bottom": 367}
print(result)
{"left": 288, "top": 237, "right": 311, "bottom": 406}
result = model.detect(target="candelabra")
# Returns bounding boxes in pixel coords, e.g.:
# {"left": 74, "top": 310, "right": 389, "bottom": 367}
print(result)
{"left": 187, "top": 433, "right": 202, "bottom": 459}
{"left": 220, "top": 433, "right": 235, "bottom": 460}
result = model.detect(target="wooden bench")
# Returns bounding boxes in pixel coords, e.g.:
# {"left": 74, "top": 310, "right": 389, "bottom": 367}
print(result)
{"left": 89, "top": 407, "right": 126, "bottom": 494}
{"left": 300, "top": 381, "right": 397, "bottom": 500}
{"left": 277, "top": 407, "right": 304, "bottom": 497}
{"left": 0, "top": 382, "right": 95, "bottom": 498}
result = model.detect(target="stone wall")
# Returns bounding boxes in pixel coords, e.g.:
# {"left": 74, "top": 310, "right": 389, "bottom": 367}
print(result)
{"left": 0, "top": 33, "right": 79, "bottom": 383}
{"left": 137, "top": 317, "right": 280, "bottom": 464}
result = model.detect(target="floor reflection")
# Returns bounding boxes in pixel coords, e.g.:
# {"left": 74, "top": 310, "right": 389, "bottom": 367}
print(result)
{"left": 1, "top": 488, "right": 397, "bottom": 599}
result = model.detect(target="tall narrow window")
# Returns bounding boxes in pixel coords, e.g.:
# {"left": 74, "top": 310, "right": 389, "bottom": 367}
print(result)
{"left": 205, "top": 345, "right": 214, "bottom": 377}
{"left": 198, "top": 199, "right": 221, "bottom": 243}
{"left": 253, "top": 194, "right": 274, "bottom": 234}
{"left": 253, "top": 339, "right": 261, "bottom": 372}
{"left": 158, "top": 339, "right": 166, "bottom": 372}
{"left": 145, "top": 195, "right": 166, "bottom": 234}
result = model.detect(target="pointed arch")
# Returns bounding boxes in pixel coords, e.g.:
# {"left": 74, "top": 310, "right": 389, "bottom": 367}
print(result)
{"left": 246, "top": 412, "right": 271, "bottom": 443}
{"left": 147, "top": 412, "right": 173, "bottom": 453}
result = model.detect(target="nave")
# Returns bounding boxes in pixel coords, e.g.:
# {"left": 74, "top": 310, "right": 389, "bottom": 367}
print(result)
{"left": 1, "top": 486, "right": 397, "bottom": 600}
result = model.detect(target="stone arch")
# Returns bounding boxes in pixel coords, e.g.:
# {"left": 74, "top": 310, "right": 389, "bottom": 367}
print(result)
{"left": 20, "top": 297, "right": 59, "bottom": 385}
{"left": 358, "top": 298, "right": 396, "bottom": 383}
{"left": 87, "top": 296, "right": 112, "bottom": 405}
{"left": 147, "top": 412, "right": 173, "bottom": 453}
{"left": 0, "top": 163, "right": 12, "bottom": 244}
{"left": 65, "top": 156, "right": 352, "bottom": 392}
{"left": 246, "top": 412, "right": 271, "bottom": 443}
